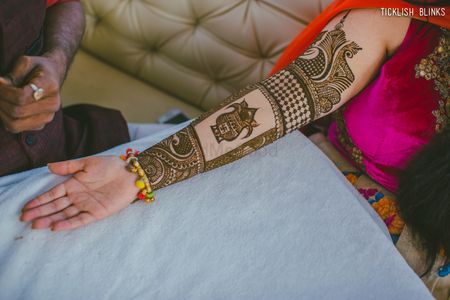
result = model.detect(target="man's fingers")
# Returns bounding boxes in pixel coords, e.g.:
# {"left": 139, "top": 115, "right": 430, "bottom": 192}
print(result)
{"left": 21, "top": 196, "right": 72, "bottom": 222}
{"left": 0, "top": 64, "right": 58, "bottom": 107}
{"left": 0, "top": 95, "right": 59, "bottom": 119}
{"left": 22, "top": 184, "right": 67, "bottom": 211}
{"left": 0, "top": 76, "right": 53, "bottom": 107}
{"left": 27, "top": 68, "right": 59, "bottom": 100}
{"left": 51, "top": 212, "right": 96, "bottom": 231}
{"left": 0, "top": 84, "right": 32, "bottom": 106}
{"left": 8, "top": 56, "right": 36, "bottom": 86}
{"left": 0, "top": 96, "right": 60, "bottom": 119}
{"left": 0, "top": 109, "right": 54, "bottom": 133}
{"left": 28, "top": 67, "right": 54, "bottom": 90}
{"left": 48, "top": 159, "right": 87, "bottom": 176}
{"left": 31, "top": 206, "right": 80, "bottom": 230}
{"left": 0, "top": 77, "right": 12, "bottom": 85}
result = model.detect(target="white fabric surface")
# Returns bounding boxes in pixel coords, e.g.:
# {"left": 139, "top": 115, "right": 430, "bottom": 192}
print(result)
{"left": 0, "top": 122, "right": 431, "bottom": 300}
{"left": 128, "top": 123, "right": 174, "bottom": 141}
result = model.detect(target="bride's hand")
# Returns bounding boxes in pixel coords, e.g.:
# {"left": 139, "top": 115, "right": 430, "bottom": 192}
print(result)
{"left": 20, "top": 156, "right": 140, "bottom": 231}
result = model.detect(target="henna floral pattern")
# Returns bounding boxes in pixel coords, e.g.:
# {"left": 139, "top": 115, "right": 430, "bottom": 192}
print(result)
{"left": 294, "top": 20, "right": 362, "bottom": 117}
{"left": 138, "top": 126, "right": 205, "bottom": 189}
{"left": 205, "top": 128, "right": 277, "bottom": 171}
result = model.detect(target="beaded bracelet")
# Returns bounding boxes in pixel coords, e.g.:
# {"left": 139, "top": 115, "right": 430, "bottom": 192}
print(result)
{"left": 120, "top": 148, "right": 155, "bottom": 203}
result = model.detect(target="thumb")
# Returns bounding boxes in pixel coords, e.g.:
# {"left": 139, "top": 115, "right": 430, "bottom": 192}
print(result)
{"left": 9, "top": 56, "right": 36, "bottom": 86}
{"left": 48, "top": 159, "right": 86, "bottom": 176}
{"left": 0, "top": 76, "right": 12, "bottom": 85}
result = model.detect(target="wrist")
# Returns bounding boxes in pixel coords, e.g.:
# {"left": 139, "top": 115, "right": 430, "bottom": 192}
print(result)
{"left": 120, "top": 159, "right": 142, "bottom": 201}
{"left": 121, "top": 149, "right": 156, "bottom": 204}
{"left": 42, "top": 48, "right": 68, "bottom": 85}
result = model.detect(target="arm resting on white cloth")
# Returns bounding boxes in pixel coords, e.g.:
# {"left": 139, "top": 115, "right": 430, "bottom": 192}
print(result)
{"left": 17, "top": 10, "right": 412, "bottom": 232}
{"left": 0, "top": 123, "right": 432, "bottom": 299}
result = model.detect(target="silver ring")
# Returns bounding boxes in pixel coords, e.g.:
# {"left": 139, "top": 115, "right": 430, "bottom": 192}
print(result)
{"left": 30, "top": 83, "right": 45, "bottom": 101}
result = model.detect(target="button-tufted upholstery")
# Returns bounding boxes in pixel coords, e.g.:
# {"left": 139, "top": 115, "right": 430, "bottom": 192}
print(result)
{"left": 62, "top": 0, "right": 333, "bottom": 122}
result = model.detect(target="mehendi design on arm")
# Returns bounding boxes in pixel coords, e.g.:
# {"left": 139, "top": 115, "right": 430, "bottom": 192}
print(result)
{"left": 293, "top": 20, "right": 362, "bottom": 117}
{"left": 138, "top": 13, "right": 362, "bottom": 189}
{"left": 210, "top": 100, "right": 260, "bottom": 143}
{"left": 138, "top": 126, "right": 205, "bottom": 189}
{"left": 204, "top": 128, "right": 277, "bottom": 171}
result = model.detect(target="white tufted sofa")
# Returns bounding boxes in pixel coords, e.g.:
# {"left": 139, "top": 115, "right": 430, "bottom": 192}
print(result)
{"left": 61, "top": 0, "right": 333, "bottom": 122}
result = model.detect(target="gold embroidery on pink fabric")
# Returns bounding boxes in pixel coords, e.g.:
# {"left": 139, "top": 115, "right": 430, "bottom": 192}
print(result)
{"left": 415, "top": 29, "right": 449, "bottom": 133}
{"left": 334, "top": 109, "right": 365, "bottom": 170}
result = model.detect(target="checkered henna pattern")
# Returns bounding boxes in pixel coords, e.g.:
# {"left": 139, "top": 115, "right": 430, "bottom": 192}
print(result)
{"left": 262, "top": 69, "right": 313, "bottom": 134}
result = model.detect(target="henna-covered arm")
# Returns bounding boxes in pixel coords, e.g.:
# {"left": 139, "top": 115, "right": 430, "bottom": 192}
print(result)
{"left": 138, "top": 9, "right": 410, "bottom": 190}
{"left": 19, "top": 10, "right": 414, "bottom": 231}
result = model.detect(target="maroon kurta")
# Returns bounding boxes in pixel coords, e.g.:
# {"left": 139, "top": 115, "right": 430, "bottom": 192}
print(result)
{"left": 0, "top": 0, "right": 130, "bottom": 176}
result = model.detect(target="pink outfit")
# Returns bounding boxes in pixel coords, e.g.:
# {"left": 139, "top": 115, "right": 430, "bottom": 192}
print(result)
{"left": 328, "top": 19, "right": 445, "bottom": 193}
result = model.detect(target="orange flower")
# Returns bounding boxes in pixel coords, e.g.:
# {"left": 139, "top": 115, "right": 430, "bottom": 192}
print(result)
{"left": 372, "top": 197, "right": 395, "bottom": 220}
{"left": 388, "top": 215, "right": 405, "bottom": 235}
{"left": 345, "top": 174, "right": 358, "bottom": 186}
{"left": 371, "top": 195, "right": 405, "bottom": 235}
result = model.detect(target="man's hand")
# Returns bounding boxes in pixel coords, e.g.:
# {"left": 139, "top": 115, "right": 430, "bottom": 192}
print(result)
{"left": 0, "top": 54, "right": 63, "bottom": 133}
{"left": 0, "top": 1, "right": 85, "bottom": 134}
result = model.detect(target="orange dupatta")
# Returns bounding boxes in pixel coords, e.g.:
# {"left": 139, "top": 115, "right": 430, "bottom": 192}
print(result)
{"left": 270, "top": 0, "right": 450, "bottom": 75}
{"left": 47, "top": 0, "right": 78, "bottom": 7}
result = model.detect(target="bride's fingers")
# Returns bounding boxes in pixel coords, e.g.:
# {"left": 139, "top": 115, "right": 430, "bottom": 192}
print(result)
{"left": 48, "top": 159, "right": 86, "bottom": 176}
{"left": 31, "top": 206, "right": 80, "bottom": 230}
{"left": 20, "top": 196, "right": 72, "bottom": 222}
{"left": 51, "top": 212, "right": 96, "bottom": 232}
{"left": 21, "top": 183, "right": 67, "bottom": 212}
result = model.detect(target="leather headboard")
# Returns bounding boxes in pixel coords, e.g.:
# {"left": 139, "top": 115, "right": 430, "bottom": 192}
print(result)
{"left": 80, "top": 0, "right": 333, "bottom": 110}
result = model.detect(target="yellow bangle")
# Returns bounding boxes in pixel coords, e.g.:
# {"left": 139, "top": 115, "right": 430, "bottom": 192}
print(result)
{"left": 120, "top": 148, "right": 155, "bottom": 203}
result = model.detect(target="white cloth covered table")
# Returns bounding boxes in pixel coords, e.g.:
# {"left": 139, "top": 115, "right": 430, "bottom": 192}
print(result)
{"left": 0, "top": 123, "right": 431, "bottom": 299}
